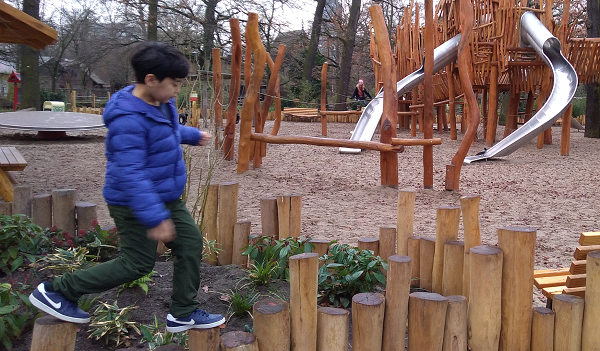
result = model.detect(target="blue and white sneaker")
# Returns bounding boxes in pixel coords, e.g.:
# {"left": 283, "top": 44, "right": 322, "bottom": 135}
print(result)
{"left": 166, "top": 308, "right": 225, "bottom": 332}
{"left": 29, "top": 282, "right": 90, "bottom": 324}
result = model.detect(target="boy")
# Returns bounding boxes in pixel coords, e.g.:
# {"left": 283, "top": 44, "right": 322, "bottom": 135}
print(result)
{"left": 29, "top": 42, "right": 225, "bottom": 332}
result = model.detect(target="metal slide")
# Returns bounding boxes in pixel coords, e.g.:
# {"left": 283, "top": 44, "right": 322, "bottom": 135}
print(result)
{"left": 339, "top": 34, "right": 462, "bottom": 154}
{"left": 464, "top": 12, "right": 578, "bottom": 163}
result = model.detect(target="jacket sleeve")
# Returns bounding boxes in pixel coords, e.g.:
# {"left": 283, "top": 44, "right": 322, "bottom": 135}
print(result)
{"left": 350, "top": 87, "right": 358, "bottom": 99}
{"left": 365, "top": 89, "right": 372, "bottom": 99}
{"left": 179, "top": 125, "right": 202, "bottom": 145}
{"left": 107, "top": 115, "right": 170, "bottom": 228}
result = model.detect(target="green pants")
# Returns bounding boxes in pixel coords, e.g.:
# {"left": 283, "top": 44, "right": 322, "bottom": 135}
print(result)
{"left": 53, "top": 199, "right": 203, "bottom": 318}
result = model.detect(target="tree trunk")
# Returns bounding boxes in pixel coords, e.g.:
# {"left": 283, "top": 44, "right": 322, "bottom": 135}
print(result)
{"left": 302, "top": 0, "right": 327, "bottom": 81}
{"left": 148, "top": 0, "right": 158, "bottom": 41}
{"left": 20, "top": 0, "right": 40, "bottom": 110}
{"left": 334, "top": 0, "right": 361, "bottom": 111}
{"left": 202, "top": 0, "right": 219, "bottom": 70}
{"left": 585, "top": 0, "right": 600, "bottom": 138}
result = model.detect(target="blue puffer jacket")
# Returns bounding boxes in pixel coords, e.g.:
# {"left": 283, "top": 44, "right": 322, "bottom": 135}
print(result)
{"left": 102, "top": 85, "right": 201, "bottom": 228}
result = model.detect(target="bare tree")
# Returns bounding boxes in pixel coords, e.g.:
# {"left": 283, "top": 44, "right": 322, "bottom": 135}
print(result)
{"left": 334, "top": 0, "right": 361, "bottom": 110}
{"left": 20, "top": 0, "right": 41, "bottom": 109}
{"left": 302, "top": 0, "right": 327, "bottom": 81}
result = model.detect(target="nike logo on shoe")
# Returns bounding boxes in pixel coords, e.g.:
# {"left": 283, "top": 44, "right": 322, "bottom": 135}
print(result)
{"left": 167, "top": 314, "right": 195, "bottom": 325}
{"left": 39, "top": 284, "right": 62, "bottom": 309}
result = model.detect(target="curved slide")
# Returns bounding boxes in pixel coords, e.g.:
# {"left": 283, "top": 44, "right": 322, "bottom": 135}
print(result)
{"left": 463, "top": 12, "right": 578, "bottom": 163}
{"left": 339, "top": 34, "right": 462, "bottom": 154}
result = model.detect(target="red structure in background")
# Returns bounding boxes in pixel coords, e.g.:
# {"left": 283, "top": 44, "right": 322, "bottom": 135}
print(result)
{"left": 7, "top": 71, "right": 20, "bottom": 111}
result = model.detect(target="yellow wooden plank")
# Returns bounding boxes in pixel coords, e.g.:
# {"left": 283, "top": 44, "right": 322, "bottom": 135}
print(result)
{"left": 542, "top": 286, "right": 564, "bottom": 298}
{"left": 566, "top": 274, "right": 586, "bottom": 288}
{"left": 563, "top": 287, "right": 585, "bottom": 298}
{"left": 534, "top": 267, "right": 570, "bottom": 278}
{"left": 0, "top": 168, "right": 14, "bottom": 202}
{"left": 570, "top": 260, "right": 587, "bottom": 275}
{"left": 574, "top": 245, "right": 600, "bottom": 260}
{"left": 579, "top": 232, "right": 600, "bottom": 246}
{"left": 534, "top": 275, "right": 568, "bottom": 289}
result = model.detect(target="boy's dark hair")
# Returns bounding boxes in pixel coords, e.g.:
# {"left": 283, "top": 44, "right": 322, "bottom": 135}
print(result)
{"left": 130, "top": 41, "right": 190, "bottom": 83}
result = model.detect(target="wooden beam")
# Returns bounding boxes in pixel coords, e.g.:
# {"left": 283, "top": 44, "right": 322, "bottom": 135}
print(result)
{"left": 574, "top": 245, "right": 600, "bottom": 260}
{"left": 579, "top": 232, "right": 600, "bottom": 246}
{"left": 250, "top": 133, "right": 404, "bottom": 153}
{"left": 390, "top": 138, "right": 442, "bottom": 146}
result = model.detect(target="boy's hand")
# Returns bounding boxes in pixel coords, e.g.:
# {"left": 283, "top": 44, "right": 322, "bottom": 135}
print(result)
{"left": 198, "top": 131, "right": 212, "bottom": 146}
{"left": 147, "top": 219, "right": 176, "bottom": 243}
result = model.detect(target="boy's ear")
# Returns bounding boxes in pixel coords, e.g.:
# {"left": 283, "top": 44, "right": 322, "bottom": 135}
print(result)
{"left": 144, "top": 74, "right": 158, "bottom": 86}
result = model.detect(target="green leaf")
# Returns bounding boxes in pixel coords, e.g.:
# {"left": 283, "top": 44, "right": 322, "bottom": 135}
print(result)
{"left": 373, "top": 271, "right": 387, "bottom": 285}
{"left": 11, "top": 256, "right": 23, "bottom": 271}
{"left": 0, "top": 305, "right": 19, "bottom": 315}
{"left": 340, "top": 297, "right": 350, "bottom": 308}
{"left": 7, "top": 248, "right": 17, "bottom": 259}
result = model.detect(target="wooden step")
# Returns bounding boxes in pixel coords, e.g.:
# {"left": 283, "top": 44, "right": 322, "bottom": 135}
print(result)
{"left": 563, "top": 287, "right": 585, "bottom": 298}
{"left": 570, "top": 260, "right": 587, "bottom": 275}
{"left": 534, "top": 267, "right": 570, "bottom": 278}
{"left": 579, "top": 232, "right": 600, "bottom": 246}
{"left": 534, "top": 275, "right": 568, "bottom": 289}
{"left": 566, "top": 274, "right": 586, "bottom": 288}
{"left": 542, "top": 286, "right": 564, "bottom": 298}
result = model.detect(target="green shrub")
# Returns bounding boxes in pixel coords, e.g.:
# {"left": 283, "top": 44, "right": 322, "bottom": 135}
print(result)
{"left": 117, "top": 271, "right": 157, "bottom": 296}
{"left": 88, "top": 301, "right": 140, "bottom": 347}
{"left": 242, "top": 235, "right": 315, "bottom": 280}
{"left": 140, "top": 315, "right": 188, "bottom": 350}
{"left": 572, "top": 97, "right": 586, "bottom": 118}
{"left": 224, "top": 289, "right": 260, "bottom": 318}
{"left": 0, "top": 215, "right": 49, "bottom": 273}
{"left": 45, "top": 220, "right": 120, "bottom": 261}
{"left": 0, "top": 282, "right": 40, "bottom": 349}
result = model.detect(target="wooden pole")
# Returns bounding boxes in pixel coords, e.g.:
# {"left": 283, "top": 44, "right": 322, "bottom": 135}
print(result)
{"left": 290, "top": 194, "right": 302, "bottom": 238}
{"left": 75, "top": 202, "right": 97, "bottom": 232}
{"left": 408, "top": 236, "right": 421, "bottom": 288}
{"left": 468, "top": 245, "right": 503, "bottom": 351}
{"left": 397, "top": 190, "right": 415, "bottom": 256}
{"left": 379, "top": 226, "right": 396, "bottom": 264}
{"left": 321, "top": 62, "right": 328, "bottom": 136}
{"left": 498, "top": 226, "right": 536, "bottom": 351}
{"left": 352, "top": 292, "right": 385, "bottom": 351}
{"left": 432, "top": 206, "right": 461, "bottom": 293}
{"left": 553, "top": 294, "right": 584, "bottom": 351}
{"left": 442, "top": 240, "right": 464, "bottom": 296}
{"left": 442, "top": 295, "right": 467, "bottom": 351}
{"left": 30, "top": 315, "right": 77, "bottom": 351}
{"left": 277, "top": 195, "right": 290, "bottom": 239}
{"left": 408, "top": 292, "right": 448, "bottom": 351}
{"left": 32, "top": 194, "right": 52, "bottom": 229}
{"left": 221, "top": 331, "right": 258, "bottom": 351}
{"left": 237, "top": 13, "right": 266, "bottom": 173}
{"left": 422, "top": 0, "right": 434, "bottom": 189}
{"left": 461, "top": 194, "right": 481, "bottom": 298}
{"left": 217, "top": 182, "right": 239, "bottom": 265}
{"left": 531, "top": 307, "right": 555, "bottom": 351}
{"left": 382, "top": 255, "right": 412, "bottom": 351}
{"left": 582, "top": 250, "right": 600, "bottom": 350}
{"left": 251, "top": 133, "right": 405, "bottom": 153}
{"left": 223, "top": 18, "right": 242, "bottom": 160}
{"left": 560, "top": 104, "right": 573, "bottom": 156}
{"left": 188, "top": 328, "right": 220, "bottom": 351}
{"left": 486, "top": 43, "right": 499, "bottom": 146}
{"left": 317, "top": 307, "right": 349, "bottom": 351}
{"left": 369, "top": 5, "right": 398, "bottom": 188}
{"left": 260, "top": 197, "right": 278, "bottom": 240}
{"left": 253, "top": 298, "right": 290, "bottom": 351}
{"left": 202, "top": 183, "right": 219, "bottom": 265}
{"left": 12, "top": 184, "right": 31, "bottom": 217}
{"left": 232, "top": 220, "right": 251, "bottom": 267}
{"left": 358, "top": 238, "right": 379, "bottom": 256}
{"left": 212, "top": 48, "right": 223, "bottom": 149}
{"left": 52, "top": 189, "right": 76, "bottom": 235}
{"left": 290, "top": 253, "right": 319, "bottom": 351}
{"left": 419, "top": 237, "right": 436, "bottom": 291}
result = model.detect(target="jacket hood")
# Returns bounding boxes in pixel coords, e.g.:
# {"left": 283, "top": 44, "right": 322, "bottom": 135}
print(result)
{"left": 103, "top": 85, "right": 175, "bottom": 126}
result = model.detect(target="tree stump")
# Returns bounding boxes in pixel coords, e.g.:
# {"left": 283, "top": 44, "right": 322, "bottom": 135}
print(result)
{"left": 52, "top": 189, "right": 76, "bottom": 235}
{"left": 253, "top": 298, "right": 290, "bottom": 351}
{"left": 396, "top": 190, "right": 415, "bottom": 256}
{"left": 352, "top": 292, "right": 385, "bottom": 351}
{"left": 32, "top": 194, "right": 51, "bottom": 229}
{"left": 553, "top": 294, "right": 584, "bottom": 351}
{"left": 408, "top": 292, "right": 448, "bottom": 351}
{"left": 217, "top": 181, "right": 239, "bottom": 265}
{"left": 75, "top": 201, "right": 97, "bottom": 232}
{"left": 260, "top": 197, "right": 278, "bottom": 240}
{"left": 442, "top": 295, "right": 467, "bottom": 351}
{"left": 317, "top": 306, "right": 349, "bottom": 351}
{"left": 221, "top": 331, "right": 258, "bottom": 351}
{"left": 232, "top": 220, "right": 251, "bottom": 267}
{"left": 531, "top": 307, "right": 555, "bottom": 351}
{"left": 29, "top": 315, "right": 77, "bottom": 351}
{"left": 382, "top": 255, "right": 412, "bottom": 351}
{"left": 188, "top": 327, "right": 220, "bottom": 351}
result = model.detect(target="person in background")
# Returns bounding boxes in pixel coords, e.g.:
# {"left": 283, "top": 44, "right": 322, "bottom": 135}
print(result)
{"left": 350, "top": 79, "right": 372, "bottom": 109}
{"left": 29, "top": 41, "right": 225, "bottom": 333}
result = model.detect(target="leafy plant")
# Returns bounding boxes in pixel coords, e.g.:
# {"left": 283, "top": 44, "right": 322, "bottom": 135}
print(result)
{"left": 222, "top": 288, "right": 260, "bottom": 318}
{"left": 242, "top": 235, "right": 315, "bottom": 280}
{"left": 44, "top": 220, "right": 120, "bottom": 261}
{"left": 248, "top": 260, "right": 279, "bottom": 285}
{"left": 139, "top": 315, "right": 188, "bottom": 350}
{"left": 78, "top": 294, "right": 100, "bottom": 313}
{"left": 0, "top": 214, "right": 49, "bottom": 273}
{"left": 318, "top": 243, "right": 387, "bottom": 308}
{"left": 88, "top": 301, "right": 140, "bottom": 347}
{"left": 39, "top": 247, "right": 98, "bottom": 273}
{"left": 117, "top": 271, "right": 157, "bottom": 296}
{"left": 0, "top": 283, "right": 40, "bottom": 350}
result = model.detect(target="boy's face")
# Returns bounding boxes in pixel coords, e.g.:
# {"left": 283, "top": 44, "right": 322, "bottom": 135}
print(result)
{"left": 146, "top": 75, "right": 183, "bottom": 104}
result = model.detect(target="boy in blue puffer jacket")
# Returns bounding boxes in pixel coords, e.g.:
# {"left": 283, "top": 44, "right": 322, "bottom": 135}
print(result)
{"left": 29, "top": 42, "right": 225, "bottom": 332}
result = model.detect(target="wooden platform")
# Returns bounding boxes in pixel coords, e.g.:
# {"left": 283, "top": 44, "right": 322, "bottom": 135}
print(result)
{"left": 0, "top": 146, "right": 27, "bottom": 202}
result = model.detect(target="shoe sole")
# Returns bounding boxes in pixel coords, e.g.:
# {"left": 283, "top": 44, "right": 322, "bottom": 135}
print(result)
{"left": 166, "top": 316, "right": 225, "bottom": 333}
{"left": 29, "top": 293, "right": 90, "bottom": 324}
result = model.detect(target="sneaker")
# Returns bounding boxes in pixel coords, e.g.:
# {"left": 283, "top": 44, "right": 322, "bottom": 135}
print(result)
{"left": 166, "top": 308, "right": 225, "bottom": 332}
{"left": 29, "top": 282, "right": 90, "bottom": 324}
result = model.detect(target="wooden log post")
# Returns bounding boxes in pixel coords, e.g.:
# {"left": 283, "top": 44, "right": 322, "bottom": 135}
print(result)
{"left": 469, "top": 245, "right": 503, "bottom": 351}
{"left": 369, "top": 5, "right": 398, "bottom": 188}
{"left": 447, "top": 64, "right": 457, "bottom": 140}
{"left": 420, "top": 237, "right": 436, "bottom": 291}
{"left": 486, "top": 43, "right": 499, "bottom": 146}
{"left": 461, "top": 194, "right": 481, "bottom": 298}
{"left": 223, "top": 18, "right": 242, "bottom": 160}
{"left": 553, "top": 294, "right": 584, "bottom": 351}
{"left": 442, "top": 295, "right": 467, "bottom": 351}
{"left": 188, "top": 328, "right": 221, "bottom": 351}
{"left": 317, "top": 307, "right": 349, "bottom": 351}
{"left": 379, "top": 226, "right": 396, "bottom": 264}
{"left": 232, "top": 220, "right": 251, "bottom": 267}
{"left": 212, "top": 48, "right": 223, "bottom": 149}
{"left": 221, "top": 331, "right": 258, "bottom": 351}
{"left": 32, "top": 194, "right": 52, "bottom": 229}
{"left": 260, "top": 196, "right": 278, "bottom": 239}
{"left": 0, "top": 201, "right": 11, "bottom": 215}
{"left": 432, "top": 206, "right": 461, "bottom": 294}
{"left": 237, "top": 13, "right": 266, "bottom": 174}
{"left": 442, "top": 241, "right": 464, "bottom": 296}
{"left": 155, "top": 345, "right": 185, "bottom": 351}
{"left": 397, "top": 190, "right": 415, "bottom": 256}
{"left": 75, "top": 202, "right": 97, "bottom": 232}
{"left": 582, "top": 250, "right": 600, "bottom": 350}
{"left": 408, "top": 236, "right": 421, "bottom": 288}
{"left": 253, "top": 298, "right": 290, "bottom": 351}
{"left": 358, "top": 237, "right": 379, "bottom": 256}
{"left": 52, "top": 189, "right": 76, "bottom": 235}
{"left": 531, "top": 307, "right": 555, "bottom": 351}
{"left": 12, "top": 184, "right": 31, "bottom": 217}
{"left": 277, "top": 194, "right": 301, "bottom": 239}
{"left": 217, "top": 182, "right": 239, "bottom": 266}
{"left": 408, "top": 292, "right": 448, "bottom": 351}
{"left": 352, "top": 292, "right": 385, "bottom": 351}
{"left": 290, "top": 253, "right": 319, "bottom": 351}
{"left": 321, "top": 62, "right": 328, "bottom": 136}
{"left": 202, "top": 183, "right": 219, "bottom": 265}
{"left": 311, "top": 239, "right": 330, "bottom": 258}
{"left": 560, "top": 104, "right": 574, "bottom": 156}
{"left": 382, "top": 255, "right": 412, "bottom": 351}
{"left": 250, "top": 133, "right": 405, "bottom": 153}
{"left": 422, "top": 0, "right": 434, "bottom": 189}
{"left": 498, "top": 226, "right": 536, "bottom": 351}
{"left": 29, "top": 315, "right": 77, "bottom": 351}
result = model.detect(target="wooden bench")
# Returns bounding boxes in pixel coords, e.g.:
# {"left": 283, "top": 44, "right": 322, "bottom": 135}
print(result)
{"left": 0, "top": 146, "right": 27, "bottom": 202}
{"left": 534, "top": 232, "right": 600, "bottom": 306}
{"left": 282, "top": 108, "right": 320, "bottom": 121}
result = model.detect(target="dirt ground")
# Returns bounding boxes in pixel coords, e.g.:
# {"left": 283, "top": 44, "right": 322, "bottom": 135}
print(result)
{"left": 1, "top": 120, "right": 599, "bottom": 350}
